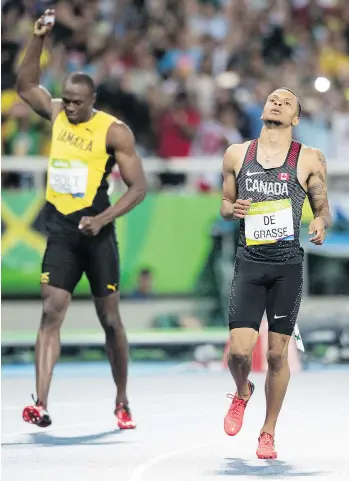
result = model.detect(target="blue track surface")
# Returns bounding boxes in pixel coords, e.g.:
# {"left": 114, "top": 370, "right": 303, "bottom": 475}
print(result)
{"left": 1, "top": 361, "right": 179, "bottom": 378}
{"left": 2, "top": 362, "right": 349, "bottom": 481}
{"left": 2, "top": 360, "right": 349, "bottom": 379}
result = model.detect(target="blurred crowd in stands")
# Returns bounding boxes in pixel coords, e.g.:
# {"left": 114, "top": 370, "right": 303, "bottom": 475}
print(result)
{"left": 2, "top": 0, "right": 349, "bottom": 188}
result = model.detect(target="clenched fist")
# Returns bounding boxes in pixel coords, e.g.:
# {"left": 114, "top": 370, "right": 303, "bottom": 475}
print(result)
{"left": 232, "top": 198, "right": 253, "bottom": 219}
{"left": 78, "top": 216, "right": 104, "bottom": 236}
{"left": 34, "top": 9, "right": 55, "bottom": 37}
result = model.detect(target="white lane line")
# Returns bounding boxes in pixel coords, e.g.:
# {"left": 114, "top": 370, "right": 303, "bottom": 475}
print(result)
{"left": 2, "top": 409, "right": 216, "bottom": 440}
{"left": 129, "top": 441, "right": 213, "bottom": 481}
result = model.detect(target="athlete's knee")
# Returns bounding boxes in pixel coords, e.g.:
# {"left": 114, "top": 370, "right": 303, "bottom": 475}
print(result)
{"left": 229, "top": 328, "right": 257, "bottom": 363}
{"left": 98, "top": 307, "right": 124, "bottom": 333}
{"left": 267, "top": 333, "right": 290, "bottom": 370}
{"left": 229, "top": 342, "right": 252, "bottom": 366}
{"left": 267, "top": 347, "right": 288, "bottom": 371}
{"left": 95, "top": 294, "right": 124, "bottom": 333}
{"left": 102, "top": 316, "right": 124, "bottom": 335}
{"left": 41, "top": 297, "right": 66, "bottom": 329}
{"left": 230, "top": 349, "right": 251, "bottom": 365}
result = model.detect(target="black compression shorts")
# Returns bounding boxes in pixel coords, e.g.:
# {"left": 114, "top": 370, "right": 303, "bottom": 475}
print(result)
{"left": 41, "top": 228, "right": 120, "bottom": 297}
{"left": 228, "top": 257, "right": 303, "bottom": 336}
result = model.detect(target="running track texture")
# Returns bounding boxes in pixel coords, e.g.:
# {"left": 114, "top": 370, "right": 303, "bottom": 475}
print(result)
{"left": 2, "top": 362, "right": 349, "bottom": 481}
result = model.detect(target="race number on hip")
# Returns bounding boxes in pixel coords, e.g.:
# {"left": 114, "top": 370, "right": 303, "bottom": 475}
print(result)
{"left": 245, "top": 199, "right": 294, "bottom": 246}
{"left": 48, "top": 159, "right": 88, "bottom": 198}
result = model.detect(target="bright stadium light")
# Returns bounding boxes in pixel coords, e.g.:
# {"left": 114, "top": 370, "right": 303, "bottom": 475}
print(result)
{"left": 314, "top": 77, "right": 331, "bottom": 93}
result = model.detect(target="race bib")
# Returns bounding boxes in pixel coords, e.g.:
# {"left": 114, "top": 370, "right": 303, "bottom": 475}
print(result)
{"left": 245, "top": 199, "right": 294, "bottom": 246}
{"left": 48, "top": 159, "right": 88, "bottom": 198}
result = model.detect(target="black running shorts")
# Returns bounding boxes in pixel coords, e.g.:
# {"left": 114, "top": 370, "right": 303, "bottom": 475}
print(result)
{"left": 41, "top": 228, "right": 120, "bottom": 297}
{"left": 228, "top": 257, "right": 303, "bottom": 336}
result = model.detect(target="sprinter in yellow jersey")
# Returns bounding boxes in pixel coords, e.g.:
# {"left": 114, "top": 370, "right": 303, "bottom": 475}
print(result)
{"left": 16, "top": 10, "right": 146, "bottom": 429}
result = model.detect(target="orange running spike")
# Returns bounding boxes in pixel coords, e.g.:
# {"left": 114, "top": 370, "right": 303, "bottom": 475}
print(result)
{"left": 224, "top": 380, "right": 254, "bottom": 436}
{"left": 256, "top": 432, "right": 277, "bottom": 459}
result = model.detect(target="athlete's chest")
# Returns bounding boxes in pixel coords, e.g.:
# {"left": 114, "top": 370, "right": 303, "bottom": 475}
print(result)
{"left": 51, "top": 121, "right": 107, "bottom": 162}
{"left": 237, "top": 140, "right": 302, "bottom": 199}
{"left": 240, "top": 165, "right": 299, "bottom": 247}
{"left": 238, "top": 164, "right": 294, "bottom": 198}
{"left": 54, "top": 127, "right": 94, "bottom": 153}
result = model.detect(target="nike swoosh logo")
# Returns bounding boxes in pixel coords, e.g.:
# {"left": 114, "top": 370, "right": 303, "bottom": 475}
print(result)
{"left": 274, "top": 315, "right": 287, "bottom": 319}
{"left": 246, "top": 171, "right": 264, "bottom": 176}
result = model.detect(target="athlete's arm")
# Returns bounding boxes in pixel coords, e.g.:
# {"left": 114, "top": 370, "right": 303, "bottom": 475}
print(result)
{"left": 306, "top": 149, "right": 332, "bottom": 245}
{"left": 79, "top": 122, "right": 147, "bottom": 236}
{"left": 97, "top": 122, "right": 147, "bottom": 225}
{"left": 220, "top": 145, "right": 251, "bottom": 221}
{"left": 16, "top": 10, "right": 55, "bottom": 121}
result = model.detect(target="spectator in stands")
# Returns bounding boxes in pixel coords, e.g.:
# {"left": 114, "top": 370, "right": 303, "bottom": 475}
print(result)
{"left": 157, "top": 91, "right": 201, "bottom": 158}
{"left": 191, "top": 105, "right": 243, "bottom": 192}
{"left": 1, "top": 0, "right": 349, "bottom": 174}
{"left": 50, "top": 0, "right": 99, "bottom": 51}
{"left": 191, "top": 106, "right": 242, "bottom": 158}
{"left": 2, "top": 101, "right": 46, "bottom": 188}
{"left": 4, "top": 102, "right": 43, "bottom": 157}
{"left": 131, "top": 268, "right": 154, "bottom": 299}
{"left": 1, "top": 0, "right": 26, "bottom": 91}
{"left": 158, "top": 29, "right": 202, "bottom": 78}
{"left": 188, "top": 53, "right": 217, "bottom": 119}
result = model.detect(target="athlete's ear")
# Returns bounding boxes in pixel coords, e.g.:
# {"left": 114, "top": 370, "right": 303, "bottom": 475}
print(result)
{"left": 292, "top": 116, "right": 300, "bottom": 127}
{"left": 92, "top": 93, "right": 96, "bottom": 105}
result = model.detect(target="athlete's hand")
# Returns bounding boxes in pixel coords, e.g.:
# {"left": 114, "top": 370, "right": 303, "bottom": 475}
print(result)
{"left": 308, "top": 217, "right": 326, "bottom": 245}
{"left": 78, "top": 216, "right": 103, "bottom": 236}
{"left": 232, "top": 198, "right": 253, "bottom": 219}
{"left": 34, "top": 9, "right": 55, "bottom": 37}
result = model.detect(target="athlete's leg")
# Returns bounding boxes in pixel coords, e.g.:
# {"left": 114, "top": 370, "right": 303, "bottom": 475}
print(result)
{"left": 228, "top": 328, "right": 259, "bottom": 400}
{"left": 84, "top": 231, "right": 127, "bottom": 404}
{"left": 36, "top": 235, "right": 82, "bottom": 408}
{"left": 84, "top": 230, "right": 135, "bottom": 428}
{"left": 262, "top": 263, "right": 303, "bottom": 437}
{"left": 23, "top": 235, "right": 82, "bottom": 426}
{"left": 224, "top": 258, "right": 267, "bottom": 436}
{"left": 36, "top": 284, "right": 70, "bottom": 408}
{"left": 261, "top": 331, "right": 291, "bottom": 436}
{"left": 228, "top": 258, "right": 266, "bottom": 398}
{"left": 93, "top": 292, "right": 129, "bottom": 406}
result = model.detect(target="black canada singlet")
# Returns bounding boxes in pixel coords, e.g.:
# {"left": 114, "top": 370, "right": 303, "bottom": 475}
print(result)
{"left": 236, "top": 139, "right": 307, "bottom": 264}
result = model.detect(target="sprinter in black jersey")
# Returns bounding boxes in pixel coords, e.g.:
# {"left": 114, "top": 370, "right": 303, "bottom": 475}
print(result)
{"left": 221, "top": 88, "right": 331, "bottom": 459}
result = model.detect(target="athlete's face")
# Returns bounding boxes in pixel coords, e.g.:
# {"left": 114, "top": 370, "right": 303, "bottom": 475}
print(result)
{"left": 261, "top": 90, "right": 299, "bottom": 128}
{"left": 62, "top": 82, "right": 95, "bottom": 124}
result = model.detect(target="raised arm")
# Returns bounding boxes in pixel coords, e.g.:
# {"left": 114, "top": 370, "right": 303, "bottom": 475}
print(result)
{"left": 306, "top": 149, "right": 332, "bottom": 245}
{"left": 16, "top": 9, "right": 56, "bottom": 120}
{"left": 220, "top": 145, "right": 251, "bottom": 221}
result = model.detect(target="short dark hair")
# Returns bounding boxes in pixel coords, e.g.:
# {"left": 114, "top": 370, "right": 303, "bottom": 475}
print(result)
{"left": 279, "top": 87, "right": 302, "bottom": 117}
{"left": 140, "top": 268, "right": 152, "bottom": 276}
{"left": 64, "top": 72, "right": 95, "bottom": 95}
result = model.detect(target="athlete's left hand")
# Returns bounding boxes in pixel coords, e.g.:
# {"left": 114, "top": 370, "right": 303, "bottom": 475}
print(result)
{"left": 78, "top": 216, "right": 103, "bottom": 236}
{"left": 308, "top": 217, "right": 326, "bottom": 245}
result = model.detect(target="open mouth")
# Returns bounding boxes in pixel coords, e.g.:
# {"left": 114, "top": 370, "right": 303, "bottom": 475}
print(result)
{"left": 270, "top": 108, "right": 282, "bottom": 114}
